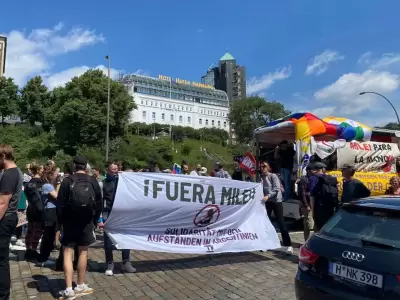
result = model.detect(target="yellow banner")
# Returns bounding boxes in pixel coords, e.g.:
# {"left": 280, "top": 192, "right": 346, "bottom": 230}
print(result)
{"left": 326, "top": 171, "right": 395, "bottom": 196}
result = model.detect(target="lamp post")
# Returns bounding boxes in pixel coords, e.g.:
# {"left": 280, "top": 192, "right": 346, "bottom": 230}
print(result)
{"left": 359, "top": 92, "right": 400, "bottom": 124}
{"left": 105, "top": 55, "right": 111, "bottom": 162}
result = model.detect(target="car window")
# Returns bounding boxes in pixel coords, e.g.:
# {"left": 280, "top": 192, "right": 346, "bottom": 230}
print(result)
{"left": 321, "top": 209, "right": 400, "bottom": 248}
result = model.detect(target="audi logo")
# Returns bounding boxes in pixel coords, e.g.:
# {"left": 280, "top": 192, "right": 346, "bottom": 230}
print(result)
{"left": 342, "top": 251, "right": 365, "bottom": 262}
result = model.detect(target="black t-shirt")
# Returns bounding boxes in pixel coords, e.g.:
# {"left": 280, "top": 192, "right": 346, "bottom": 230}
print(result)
{"left": 342, "top": 179, "right": 371, "bottom": 204}
{"left": 0, "top": 167, "right": 23, "bottom": 214}
{"left": 279, "top": 147, "right": 296, "bottom": 169}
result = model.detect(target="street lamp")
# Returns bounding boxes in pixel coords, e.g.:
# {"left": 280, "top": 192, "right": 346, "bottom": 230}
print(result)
{"left": 105, "top": 55, "right": 111, "bottom": 162}
{"left": 359, "top": 92, "right": 400, "bottom": 124}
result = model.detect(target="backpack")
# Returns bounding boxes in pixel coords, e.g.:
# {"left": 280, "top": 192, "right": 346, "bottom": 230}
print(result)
{"left": 313, "top": 175, "right": 339, "bottom": 208}
{"left": 67, "top": 174, "right": 95, "bottom": 218}
{"left": 24, "top": 180, "right": 44, "bottom": 217}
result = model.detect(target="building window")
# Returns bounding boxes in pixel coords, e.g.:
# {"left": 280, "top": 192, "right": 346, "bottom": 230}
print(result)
{"left": 188, "top": 116, "right": 191, "bottom": 123}
{"left": 152, "top": 112, "right": 156, "bottom": 120}
{"left": 142, "top": 111, "right": 146, "bottom": 119}
{"left": 179, "top": 116, "right": 183, "bottom": 123}
{"left": 218, "top": 121, "right": 221, "bottom": 127}
{"left": 171, "top": 114, "right": 174, "bottom": 121}
{"left": 205, "top": 119, "right": 209, "bottom": 125}
{"left": 212, "top": 120, "right": 215, "bottom": 126}
{"left": 162, "top": 113, "right": 165, "bottom": 120}
{"left": 224, "top": 121, "right": 227, "bottom": 127}
{"left": 199, "top": 118, "right": 202, "bottom": 125}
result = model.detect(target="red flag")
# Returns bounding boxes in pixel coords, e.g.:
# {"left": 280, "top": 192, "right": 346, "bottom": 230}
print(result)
{"left": 239, "top": 152, "right": 256, "bottom": 175}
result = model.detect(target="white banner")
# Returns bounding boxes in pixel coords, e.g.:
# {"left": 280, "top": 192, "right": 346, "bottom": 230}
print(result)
{"left": 337, "top": 141, "right": 400, "bottom": 172}
{"left": 104, "top": 173, "right": 281, "bottom": 254}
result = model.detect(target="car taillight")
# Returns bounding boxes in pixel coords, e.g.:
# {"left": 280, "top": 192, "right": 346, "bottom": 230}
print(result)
{"left": 299, "top": 245, "right": 319, "bottom": 265}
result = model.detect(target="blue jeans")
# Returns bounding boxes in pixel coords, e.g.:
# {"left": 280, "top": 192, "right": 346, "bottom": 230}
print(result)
{"left": 280, "top": 168, "right": 292, "bottom": 201}
{"left": 103, "top": 212, "right": 130, "bottom": 264}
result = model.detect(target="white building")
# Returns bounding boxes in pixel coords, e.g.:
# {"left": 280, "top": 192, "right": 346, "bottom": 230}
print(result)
{"left": 121, "top": 74, "right": 230, "bottom": 131}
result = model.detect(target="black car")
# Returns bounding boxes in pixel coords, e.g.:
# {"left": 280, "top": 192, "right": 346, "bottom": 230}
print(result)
{"left": 295, "top": 196, "right": 400, "bottom": 300}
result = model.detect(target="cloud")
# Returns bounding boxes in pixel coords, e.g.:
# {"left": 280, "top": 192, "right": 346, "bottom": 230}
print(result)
{"left": 314, "top": 70, "right": 400, "bottom": 115}
{"left": 247, "top": 66, "right": 292, "bottom": 95}
{"left": 305, "top": 50, "right": 344, "bottom": 76}
{"left": 3, "top": 23, "right": 104, "bottom": 86}
{"left": 311, "top": 106, "right": 337, "bottom": 118}
{"left": 45, "top": 66, "right": 147, "bottom": 90}
{"left": 357, "top": 52, "right": 372, "bottom": 65}
{"left": 358, "top": 52, "right": 400, "bottom": 70}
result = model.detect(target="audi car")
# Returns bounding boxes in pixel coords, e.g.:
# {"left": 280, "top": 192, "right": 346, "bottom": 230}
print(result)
{"left": 295, "top": 197, "right": 400, "bottom": 300}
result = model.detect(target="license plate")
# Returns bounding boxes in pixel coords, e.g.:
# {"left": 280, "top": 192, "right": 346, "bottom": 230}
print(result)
{"left": 329, "top": 262, "right": 383, "bottom": 288}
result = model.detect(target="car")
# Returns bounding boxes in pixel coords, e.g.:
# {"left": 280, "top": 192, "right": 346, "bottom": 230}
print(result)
{"left": 295, "top": 196, "right": 400, "bottom": 300}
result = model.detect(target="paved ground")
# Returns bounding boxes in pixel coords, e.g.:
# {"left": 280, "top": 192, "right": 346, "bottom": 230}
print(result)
{"left": 9, "top": 232, "right": 304, "bottom": 300}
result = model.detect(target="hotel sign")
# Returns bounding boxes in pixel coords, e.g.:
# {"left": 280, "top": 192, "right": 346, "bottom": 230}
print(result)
{"left": 0, "top": 36, "right": 6, "bottom": 77}
{"left": 158, "top": 74, "right": 214, "bottom": 89}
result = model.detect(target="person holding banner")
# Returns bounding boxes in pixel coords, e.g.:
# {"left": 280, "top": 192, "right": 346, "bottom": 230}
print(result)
{"left": 98, "top": 161, "right": 136, "bottom": 276}
{"left": 260, "top": 161, "right": 293, "bottom": 254}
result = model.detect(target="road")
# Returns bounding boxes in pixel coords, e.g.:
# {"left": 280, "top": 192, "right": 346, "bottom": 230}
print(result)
{"left": 9, "top": 232, "right": 304, "bottom": 300}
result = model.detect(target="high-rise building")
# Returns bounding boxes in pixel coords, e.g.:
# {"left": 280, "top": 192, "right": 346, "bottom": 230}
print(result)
{"left": 201, "top": 52, "right": 246, "bottom": 102}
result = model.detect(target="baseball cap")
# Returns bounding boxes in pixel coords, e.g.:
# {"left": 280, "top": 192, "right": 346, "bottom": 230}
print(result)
{"left": 73, "top": 155, "right": 88, "bottom": 166}
{"left": 310, "top": 162, "right": 327, "bottom": 170}
{"left": 341, "top": 164, "right": 356, "bottom": 171}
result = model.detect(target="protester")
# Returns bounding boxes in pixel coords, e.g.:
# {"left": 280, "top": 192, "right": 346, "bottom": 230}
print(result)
{"left": 214, "top": 162, "right": 231, "bottom": 179}
{"left": 309, "top": 162, "right": 339, "bottom": 232}
{"left": 189, "top": 164, "right": 202, "bottom": 176}
{"left": 55, "top": 162, "right": 79, "bottom": 272}
{"left": 24, "top": 163, "right": 44, "bottom": 261}
{"left": 232, "top": 162, "right": 243, "bottom": 181}
{"left": 36, "top": 168, "right": 59, "bottom": 267}
{"left": 99, "top": 161, "right": 136, "bottom": 276}
{"left": 199, "top": 167, "right": 208, "bottom": 176}
{"left": 260, "top": 161, "right": 293, "bottom": 254}
{"left": 11, "top": 182, "right": 28, "bottom": 250}
{"left": 274, "top": 140, "right": 295, "bottom": 201}
{"left": 181, "top": 161, "right": 189, "bottom": 175}
{"left": 57, "top": 156, "right": 102, "bottom": 299}
{"left": 385, "top": 176, "right": 400, "bottom": 195}
{"left": 341, "top": 164, "right": 371, "bottom": 204}
{"left": 0, "top": 145, "right": 24, "bottom": 300}
{"left": 297, "top": 165, "right": 314, "bottom": 241}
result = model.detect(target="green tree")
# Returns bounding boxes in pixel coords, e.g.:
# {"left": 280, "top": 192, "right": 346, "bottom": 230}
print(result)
{"left": 228, "top": 96, "right": 290, "bottom": 144}
{"left": 19, "top": 76, "right": 50, "bottom": 126}
{"left": 0, "top": 77, "right": 19, "bottom": 124}
{"left": 51, "top": 69, "right": 136, "bottom": 154}
{"left": 382, "top": 122, "right": 400, "bottom": 130}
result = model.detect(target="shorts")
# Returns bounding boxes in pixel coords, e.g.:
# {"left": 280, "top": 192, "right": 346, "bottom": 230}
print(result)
{"left": 61, "top": 222, "right": 96, "bottom": 248}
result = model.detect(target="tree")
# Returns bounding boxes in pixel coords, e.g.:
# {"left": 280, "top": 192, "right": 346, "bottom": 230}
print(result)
{"left": 51, "top": 70, "right": 137, "bottom": 154}
{"left": 0, "top": 77, "right": 19, "bottom": 124}
{"left": 228, "top": 96, "right": 290, "bottom": 144}
{"left": 381, "top": 122, "right": 400, "bottom": 130}
{"left": 19, "top": 76, "right": 50, "bottom": 126}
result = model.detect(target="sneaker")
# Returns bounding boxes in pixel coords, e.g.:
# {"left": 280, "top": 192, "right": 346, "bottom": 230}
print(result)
{"left": 121, "top": 261, "right": 136, "bottom": 273}
{"left": 59, "top": 289, "right": 76, "bottom": 300}
{"left": 105, "top": 263, "right": 114, "bottom": 276}
{"left": 37, "top": 260, "right": 55, "bottom": 267}
{"left": 286, "top": 246, "right": 294, "bottom": 255}
{"left": 10, "top": 245, "right": 26, "bottom": 251}
{"left": 74, "top": 283, "right": 94, "bottom": 295}
{"left": 15, "top": 239, "right": 26, "bottom": 247}
{"left": 10, "top": 236, "right": 17, "bottom": 243}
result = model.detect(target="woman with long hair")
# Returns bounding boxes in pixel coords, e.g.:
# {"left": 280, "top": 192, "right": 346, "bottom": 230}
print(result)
{"left": 37, "top": 167, "right": 59, "bottom": 266}
{"left": 385, "top": 176, "right": 400, "bottom": 195}
{"left": 24, "top": 163, "right": 44, "bottom": 261}
{"left": 260, "top": 161, "right": 293, "bottom": 254}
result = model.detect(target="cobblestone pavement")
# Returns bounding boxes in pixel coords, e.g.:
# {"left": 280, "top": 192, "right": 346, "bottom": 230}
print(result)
{"left": 9, "top": 232, "right": 304, "bottom": 300}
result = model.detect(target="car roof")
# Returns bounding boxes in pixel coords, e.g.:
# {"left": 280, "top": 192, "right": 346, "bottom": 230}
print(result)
{"left": 346, "top": 196, "right": 400, "bottom": 211}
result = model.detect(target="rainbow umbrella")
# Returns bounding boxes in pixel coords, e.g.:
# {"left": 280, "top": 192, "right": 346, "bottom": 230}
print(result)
{"left": 323, "top": 117, "right": 372, "bottom": 141}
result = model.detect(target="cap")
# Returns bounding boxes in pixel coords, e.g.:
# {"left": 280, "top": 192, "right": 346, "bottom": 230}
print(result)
{"left": 215, "top": 162, "right": 223, "bottom": 167}
{"left": 73, "top": 155, "right": 88, "bottom": 166}
{"left": 341, "top": 164, "right": 356, "bottom": 171}
{"left": 310, "top": 162, "right": 327, "bottom": 170}
{"left": 200, "top": 167, "right": 207, "bottom": 174}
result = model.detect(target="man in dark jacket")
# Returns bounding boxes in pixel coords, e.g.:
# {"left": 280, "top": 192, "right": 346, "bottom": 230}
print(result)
{"left": 98, "top": 161, "right": 136, "bottom": 276}
{"left": 341, "top": 164, "right": 371, "bottom": 204}
{"left": 232, "top": 162, "right": 243, "bottom": 181}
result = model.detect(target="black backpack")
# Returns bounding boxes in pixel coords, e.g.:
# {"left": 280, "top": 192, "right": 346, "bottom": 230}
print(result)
{"left": 24, "top": 179, "right": 44, "bottom": 216}
{"left": 313, "top": 175, "right": 339, "bottom": 208}
{"left": 67, "top": 174, "right": 95, "bottom": 217}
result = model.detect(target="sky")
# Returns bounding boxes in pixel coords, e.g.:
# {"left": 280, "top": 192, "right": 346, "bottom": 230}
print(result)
{"left": 2, "top": 0, "right": 400, "bottom": 126}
